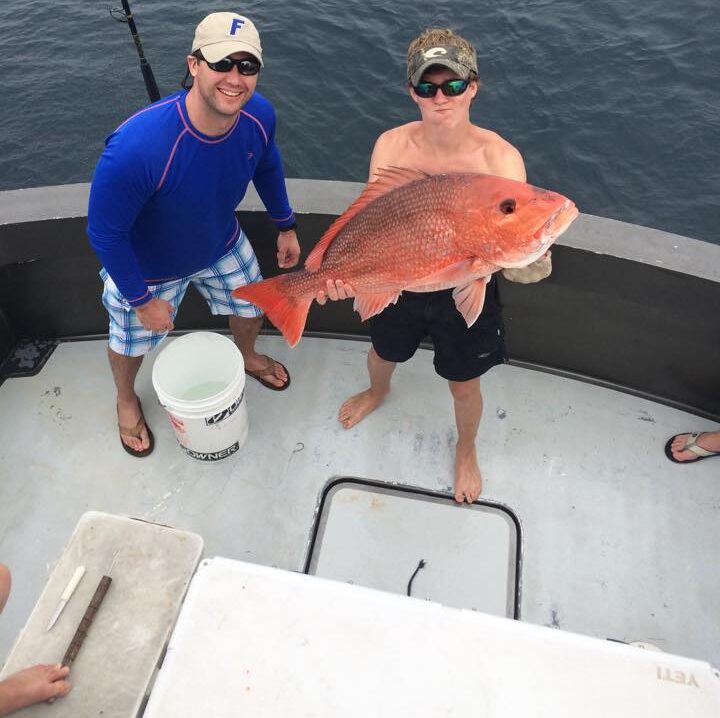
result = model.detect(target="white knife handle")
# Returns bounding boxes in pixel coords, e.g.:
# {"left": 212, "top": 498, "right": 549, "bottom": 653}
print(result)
{"left": 61, "top": 566, "right": 86, "bottom": 601}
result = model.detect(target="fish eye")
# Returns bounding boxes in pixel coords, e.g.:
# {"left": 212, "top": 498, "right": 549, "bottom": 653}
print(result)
{"left": 499, "top": 199, "right": 516, "bottom": 215}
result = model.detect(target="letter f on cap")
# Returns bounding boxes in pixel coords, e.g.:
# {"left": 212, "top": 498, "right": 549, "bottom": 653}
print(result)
{"left": 230, "top": 17, "right": 245, "bottom": 35}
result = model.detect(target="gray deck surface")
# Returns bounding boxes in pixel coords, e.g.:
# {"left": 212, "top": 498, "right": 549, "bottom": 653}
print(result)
{"left": 1, "top": 336, "right": 718, "bottom": 671}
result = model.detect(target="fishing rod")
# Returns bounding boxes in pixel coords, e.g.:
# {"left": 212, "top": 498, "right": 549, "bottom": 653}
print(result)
{"left": 110, "top": 0, "right": 161, "bottom": 102}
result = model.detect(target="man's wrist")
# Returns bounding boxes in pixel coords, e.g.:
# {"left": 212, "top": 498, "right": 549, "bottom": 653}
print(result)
{"left": 278, "top": 221, "right": 297, "bottom": 233}
{"left": 127, "top": 289, "right": 152, "bottom": 309}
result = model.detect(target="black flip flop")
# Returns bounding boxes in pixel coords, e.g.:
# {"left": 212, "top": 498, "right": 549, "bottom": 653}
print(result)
{"left": 245, "top": 356, "right": 291, "bottom": 391}
{"left": 664, "top": 432, "right": 720, "bottom": 464}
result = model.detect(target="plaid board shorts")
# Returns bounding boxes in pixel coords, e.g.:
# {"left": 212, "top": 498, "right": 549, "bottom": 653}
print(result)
{"left": 102, "top": 232, "right": 263, "bottom": 357}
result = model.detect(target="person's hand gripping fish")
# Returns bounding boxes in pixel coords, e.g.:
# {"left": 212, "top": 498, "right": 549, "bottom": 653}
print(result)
{"left": 316, "top": 279, "right": 355, "bottom": 305}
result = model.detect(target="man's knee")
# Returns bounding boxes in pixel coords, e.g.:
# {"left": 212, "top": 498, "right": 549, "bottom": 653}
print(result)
{"left": 107, "top": 346, "right": 146, "bottom": 366}
{"left": 448, "top": 377, "right": 481, "bottom": 402}
{"left": 369, "top": 345, "right": 393, "bottom": 364}
{"left": 228, "top": 313, "right": 264, "bottom": 334}
{"left": 229, "top": 313, "right": 263, "bottom": 325}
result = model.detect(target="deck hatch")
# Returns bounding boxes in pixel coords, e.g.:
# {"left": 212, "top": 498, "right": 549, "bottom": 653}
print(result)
{"left": 305, "top": 477, "right": 522, "bottom": 618}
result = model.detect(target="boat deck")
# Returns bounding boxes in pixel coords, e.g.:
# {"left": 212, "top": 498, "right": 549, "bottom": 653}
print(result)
{"left": 1, "top": 335, "right": 718, "bottom": 668}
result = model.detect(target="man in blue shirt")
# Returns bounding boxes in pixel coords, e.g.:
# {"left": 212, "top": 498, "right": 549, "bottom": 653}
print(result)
{"left": 88, "top": 12, "right": 299, "bottom": 457}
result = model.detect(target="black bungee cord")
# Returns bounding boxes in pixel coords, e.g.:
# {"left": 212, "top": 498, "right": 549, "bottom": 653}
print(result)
{"left": 406, "top": 558, "right": 427, "bottom": 596}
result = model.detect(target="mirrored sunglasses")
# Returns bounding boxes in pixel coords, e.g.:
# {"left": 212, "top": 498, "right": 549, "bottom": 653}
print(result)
{"left": 413, "top": 78, "right": 470, "bottom": 99}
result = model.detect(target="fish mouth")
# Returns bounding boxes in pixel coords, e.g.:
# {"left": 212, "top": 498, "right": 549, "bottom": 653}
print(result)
{"left": 498, "top": 200, "right": 579, "bottom": 269}
{"left": 534, "top": 199, "right": 578, "bottom": 245}
{"left": 550, "top": 199, "right": 578, "bottom": 234}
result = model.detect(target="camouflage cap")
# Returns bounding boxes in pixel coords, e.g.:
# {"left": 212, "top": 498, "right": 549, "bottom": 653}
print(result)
{"left": 407, "top": 44, "right": 478, "bottom": 86}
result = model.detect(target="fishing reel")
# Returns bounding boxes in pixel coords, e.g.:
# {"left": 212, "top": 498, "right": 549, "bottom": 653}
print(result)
{"left": 109, "top": 6, "right": 130, "bottom": 23}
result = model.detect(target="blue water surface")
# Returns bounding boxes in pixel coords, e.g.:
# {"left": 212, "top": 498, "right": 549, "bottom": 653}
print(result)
{"left": 0, "top": 0, "right": 717, "bottom": 242}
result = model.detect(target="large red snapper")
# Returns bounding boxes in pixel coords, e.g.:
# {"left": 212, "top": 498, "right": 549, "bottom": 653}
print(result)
{"left": 233, "top": 167, "right": 578, "bottom": 347}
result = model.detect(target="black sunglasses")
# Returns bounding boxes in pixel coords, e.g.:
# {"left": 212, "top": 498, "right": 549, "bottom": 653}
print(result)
{"left": 201, "top": 54, "right": 261, "bottom": 76}
{"left": 412, "top": 78, "right": 470, "bottom": 99}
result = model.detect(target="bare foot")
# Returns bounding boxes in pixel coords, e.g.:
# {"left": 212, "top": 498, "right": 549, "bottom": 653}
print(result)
{"left": 670, "top": 431, "right": 720, "bottom": 462}
{"left": 0, "top": 665, "right": 71, "bottom": 715}
{"left": 454, "top": 445, "right": 482, "bottom": 503}
{"left": 117, "top": 396, "right": 150, "bottom": 453}
{"left": 338, "top": 389, "right": 385, "bottom": 429}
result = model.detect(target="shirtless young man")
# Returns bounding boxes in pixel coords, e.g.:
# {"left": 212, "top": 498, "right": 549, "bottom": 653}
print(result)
{"left": 319, "top": 28, "right": 545, "bottom": 503}
{"left": 0, "top": 564, "right": 71, "bottom": 714}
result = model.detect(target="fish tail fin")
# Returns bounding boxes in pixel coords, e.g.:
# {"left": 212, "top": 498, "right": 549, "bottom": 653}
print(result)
{"left": 232, "top": 275, "right": 312, "bottom": 348}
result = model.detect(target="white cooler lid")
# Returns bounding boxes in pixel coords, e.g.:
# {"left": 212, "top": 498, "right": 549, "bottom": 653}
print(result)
{"left": 143, "top": 557, "right": 720, "bottom": 718}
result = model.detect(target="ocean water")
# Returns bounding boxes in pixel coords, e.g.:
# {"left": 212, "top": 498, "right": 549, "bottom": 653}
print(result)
{"left": 0, "top": 0, "right": 717, "bottom": 243}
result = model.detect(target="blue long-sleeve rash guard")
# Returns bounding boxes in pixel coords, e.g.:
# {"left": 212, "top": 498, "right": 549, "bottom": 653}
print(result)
{"left": 87, "top": 90, "right": 295, "bottom": 307}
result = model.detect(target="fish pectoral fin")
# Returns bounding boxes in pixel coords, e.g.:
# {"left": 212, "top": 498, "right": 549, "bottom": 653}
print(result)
{"left": 405, "top": 260, "right": 478, "bottom": 293}
{"left": 470, "top": 257, "right": 498, "bottom": 274}
{"left": 353, "top": 292, "right": 402, "bottom": 321}
{"left": 452, "top": 279, "right": 488, "bottom": 327}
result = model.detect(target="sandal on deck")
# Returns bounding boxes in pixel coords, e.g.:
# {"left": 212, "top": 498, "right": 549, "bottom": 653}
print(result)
{"left": 245, "top": 355, "right": 291, "bottom": 391}
{"left": 118, "top": 400, "right": 155, "bottom": 458}
{"left": 664, "top": 432, "right": 720, "bottom": 464}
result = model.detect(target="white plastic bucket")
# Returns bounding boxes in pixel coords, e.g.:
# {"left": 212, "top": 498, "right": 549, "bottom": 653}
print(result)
{"left": 151, "top": 332, "right": 248, "bottom": 461}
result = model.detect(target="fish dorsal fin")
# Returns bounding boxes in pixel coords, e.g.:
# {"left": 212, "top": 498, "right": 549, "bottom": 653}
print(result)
{"left": 304, "top": 166, "right": 430, "bottom": 272}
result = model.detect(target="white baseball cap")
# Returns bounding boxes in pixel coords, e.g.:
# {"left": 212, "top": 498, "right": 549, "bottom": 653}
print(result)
{"left": 191, "top": 12, "right": 263, "bottom": 65}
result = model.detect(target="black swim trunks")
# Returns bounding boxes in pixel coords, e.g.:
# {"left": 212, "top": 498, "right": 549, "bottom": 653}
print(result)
{"left": 369, "top": 275, "right": 507, "bottom": 382}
